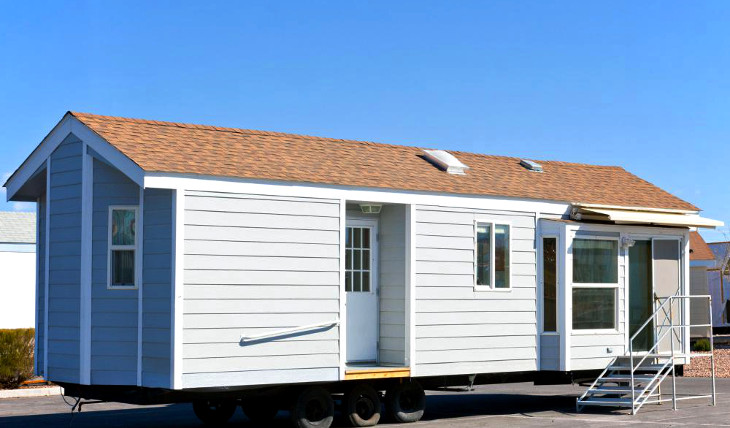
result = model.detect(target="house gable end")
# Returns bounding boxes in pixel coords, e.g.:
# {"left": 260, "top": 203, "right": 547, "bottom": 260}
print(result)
{"left": 4, "top": 113, "right": 144, "bottom": 202}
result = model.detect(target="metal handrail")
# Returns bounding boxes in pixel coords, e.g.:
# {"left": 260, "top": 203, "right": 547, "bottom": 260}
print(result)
{"left": 579, "top": 293, "right": 716, "bottom": 414}
{"left": 627, "top": 294, "right": 715, "bottom": 413}
{"left": 240, "top": 318, "right": 340, "bottom": 342}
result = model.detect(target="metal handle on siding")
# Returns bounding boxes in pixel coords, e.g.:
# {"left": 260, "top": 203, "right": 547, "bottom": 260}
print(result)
{"left": 239, "top": 318, "right": 340, "bottom": 343}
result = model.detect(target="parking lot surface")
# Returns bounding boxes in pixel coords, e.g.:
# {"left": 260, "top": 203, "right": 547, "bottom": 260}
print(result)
{"left": 0, "top": 377, "right": 726, "bottom": 427}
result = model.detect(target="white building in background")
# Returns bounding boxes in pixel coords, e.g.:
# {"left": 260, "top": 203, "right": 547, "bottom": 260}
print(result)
{"left": 0, "top": 211, "right": 36, "bottom": 329}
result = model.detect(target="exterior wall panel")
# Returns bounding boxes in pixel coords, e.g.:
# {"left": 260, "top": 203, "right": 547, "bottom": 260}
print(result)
{"left": 142, "top": 189, "right": 173, "bottom": 387}
{"left": 47, "top": 136, "right": 82, "bottom": 383}
{"left": 378, "top": 205, "right": 406, "bottom": 365}
{"left": 181, "top": 191, "right": 341, "bottom": 389}
{"left": 414, "top": 205, "right": 538, "bottom": 377}
{"left": 90, "top": 159, "right": 139, "bottom": 385}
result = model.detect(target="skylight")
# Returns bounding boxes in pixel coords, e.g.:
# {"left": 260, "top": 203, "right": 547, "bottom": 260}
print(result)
{"left": 423, "top": 150, "right": 469, "bottom": 175}
{"left": 520, "top": 159, "right": 543, "bottom": 172}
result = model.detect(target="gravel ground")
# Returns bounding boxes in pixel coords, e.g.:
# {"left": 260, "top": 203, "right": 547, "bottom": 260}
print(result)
{"left": 684, "top": 345, "right": 730, "bottom": 377}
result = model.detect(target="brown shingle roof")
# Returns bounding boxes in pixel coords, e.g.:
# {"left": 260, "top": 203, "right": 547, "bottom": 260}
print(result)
{"left": 70, "top": 112, "right": 698, "bottom": 211}
{"left": 690, "top": 231, "right": 715, "bottom": 261}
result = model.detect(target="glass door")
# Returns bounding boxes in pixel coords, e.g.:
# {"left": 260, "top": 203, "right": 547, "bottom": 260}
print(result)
{"left": 629, "top": 240, "right": 654, "bottom": 352}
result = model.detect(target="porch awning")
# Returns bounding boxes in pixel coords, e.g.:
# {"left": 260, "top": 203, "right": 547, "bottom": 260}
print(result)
{"left": 575, "top": 207, "right": 724, "bottom": 228}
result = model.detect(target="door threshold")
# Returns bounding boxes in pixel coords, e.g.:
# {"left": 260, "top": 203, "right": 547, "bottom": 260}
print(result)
{"left": 344, "top": 366, "right": 411, "bottom": 381}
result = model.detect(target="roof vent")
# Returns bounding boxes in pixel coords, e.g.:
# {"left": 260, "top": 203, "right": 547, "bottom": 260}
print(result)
{"left": 423, "top": 150, "right": 469, "bottom": 175}
{"left": 520, "top": 159, "right": 543, "bottom": 172}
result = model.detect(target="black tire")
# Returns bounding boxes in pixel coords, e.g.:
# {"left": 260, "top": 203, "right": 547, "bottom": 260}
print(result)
{"left": 290, "top": 386, "right": 334, "bottom": 428}
{"left": 384, "top": 380, "right": 425, "bottom": 423}
{"left": 344, "top": 383, "right": 381, "bottom": 427}
{"left": 192, "top": 399, "right": 237, "bottom": 426}
{"left": 240, "top": 398, "right": 278, "bottom": 424}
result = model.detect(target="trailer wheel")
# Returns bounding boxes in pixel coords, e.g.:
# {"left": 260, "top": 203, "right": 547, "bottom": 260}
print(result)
{"left": 384, "top": 380, "right": 425, "bottom": 423}
{"left": 290, "top": 386, "right": 334, "bottom": 428}
{"left": 191, "top": 399, "right": 237, "bottom": 426}
{"left": 241, "top": 398, "right": 278, "bottom": 423}
{"left": 344, "top": 383, "right": 381, "bottom": 427}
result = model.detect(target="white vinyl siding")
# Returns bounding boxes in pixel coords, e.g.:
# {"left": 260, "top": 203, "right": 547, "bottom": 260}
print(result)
{"left": 414, "top": 205, "right": 537, "bottom": 376}
{"left": 181, "top": 191, "right": 341, "bottom": 388}
{"left": 378, "top": 205, "right": 407, "bottom": 365}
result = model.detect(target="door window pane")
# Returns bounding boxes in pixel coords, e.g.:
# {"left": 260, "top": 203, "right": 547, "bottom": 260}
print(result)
{"left": 543, "top": 237, "right": 557, "bottom": 332}
{"left": 354, "top": 249, "right": 362, "bottom": 270}
{"left": 495, "top": 225, "right": 510, "bottom": 288}
{"left": 476, "top": 224, "right": 491, "bottom": 286}
{"left": 362, "top": 272, "right": 370, "bottom": 292}
{"left": 346, "top": 226, "right": 373, "bottom": 294}
{"left": 362, "top": 250, "right": 370, "bottom": 270}
{"left": 573, "top": 288, "right": 616, "bottom": 329}
{"left": 573, "top": 239, "right": 618, "bottom": 283}
{"left": 354, "top": 272, "right": 361, "bottom": 292}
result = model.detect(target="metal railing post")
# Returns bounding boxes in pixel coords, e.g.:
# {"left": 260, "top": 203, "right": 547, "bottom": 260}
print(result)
{"left": 630, "top": 337, "right": 635, "bottom": 414}
{"left": 709, "top": 295, "right": 716, "bottom": 406}
{"left": 670, "top": 297, "right": 677, "bottom": 410}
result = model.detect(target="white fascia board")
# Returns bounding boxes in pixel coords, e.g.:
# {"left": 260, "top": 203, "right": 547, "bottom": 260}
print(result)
{"left": 5, "top": 115, "right": 72, "bottom": 201}
{"left": 144, "top": 174, "right": 571, "bottom": 215}
{"left": 5, "top": 115, "right": 144, "bottom": 201}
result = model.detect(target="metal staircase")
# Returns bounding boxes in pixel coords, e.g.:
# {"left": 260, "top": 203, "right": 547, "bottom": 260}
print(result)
{"left": 577, "top": 294, "right": 716, "bottom": 415}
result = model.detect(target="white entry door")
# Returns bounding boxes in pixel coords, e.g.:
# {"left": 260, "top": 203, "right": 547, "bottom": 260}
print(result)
{"left": 346, "top": 219, "right": 379, "bottom": 363}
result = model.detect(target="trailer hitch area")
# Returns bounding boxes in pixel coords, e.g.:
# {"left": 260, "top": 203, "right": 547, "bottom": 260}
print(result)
{"left": 75, "top": 399, "right": 105, "bottom": 413}
{"left": 63, "top": 395, "right": 105, "bottom": 414}
{"left": 467, "top": 374, "right": 477, "bottom": 391}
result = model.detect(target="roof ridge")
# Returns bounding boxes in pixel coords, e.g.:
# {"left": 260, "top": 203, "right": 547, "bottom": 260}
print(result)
{"left": 71, "top": 112, "right": 626, "bottom": 170}
{"left": 70, "top": 111, "right": 420, "bottom": 151}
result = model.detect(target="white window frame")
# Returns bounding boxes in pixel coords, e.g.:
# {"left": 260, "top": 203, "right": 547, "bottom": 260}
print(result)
{"left": 107, "top": 205, "right": 139, "bottom": 290}
{"left": 344, "top": 219, "right": 379, "bottom": 295}
{"left": 570, "top": 235, "right": 620, "bottom": 333}
{"left": 473, "top": 219, "right": 512, "bottom": 291}
{"left": 541, "top": 235, "right": 559, "bottom": 334}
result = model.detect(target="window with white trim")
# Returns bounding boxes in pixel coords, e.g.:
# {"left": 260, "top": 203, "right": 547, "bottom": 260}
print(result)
{"left": 475, "top": 221, "right": 511, "bottom": 290}
{"left": 108, "top": 206, "right": 138, "bottom": 289}
{"left": 571, "top": 238, "right": 618, "bottom": 330}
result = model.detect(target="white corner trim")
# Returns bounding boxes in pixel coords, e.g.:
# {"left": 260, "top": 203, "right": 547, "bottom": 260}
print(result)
{"left": 338, "top": 199, "right": 346, "bottom": 380}
{"left": 172, "top": 189, "right": 185, "bottom": 389}
{"left": 559, "top": 224, "right": 571, "bottom": 371}
{"left": 34, "top": 197, "right": 41, "bottom": 376}
{"left": 407, "top": 204, "right": 417, "bottom": 374}
{"left": 43, "top": 157, "right": 50, "bottom": 378}
{"left": 79, "top": 145, "right": 92, "bottom": 385}
{"left": 5, "top": 115, "right": 144, "bottom": 201}
{"left": 136, "top": 187, "right": 144, "bottom": 386}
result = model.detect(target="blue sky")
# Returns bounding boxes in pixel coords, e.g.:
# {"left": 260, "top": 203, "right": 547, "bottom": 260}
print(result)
{"left": 1, "top": 1, "right": 729, "bottom": 241}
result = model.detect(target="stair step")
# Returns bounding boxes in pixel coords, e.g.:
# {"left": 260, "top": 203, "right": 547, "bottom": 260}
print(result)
{"left": 609, "top": 364, "right": 667, "bottom": 371}
{"left": 597, "top": 375, "right": 656, "bottom": 383}
{"left": 577, "top": 397, "right": 635, "bottom": 407}
{"left": 585, "top": 386, "right": 645, "bottom": 395}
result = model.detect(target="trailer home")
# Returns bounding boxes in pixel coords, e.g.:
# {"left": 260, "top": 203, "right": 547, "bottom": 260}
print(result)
{"left": 4, "top": 112, "right": 723, "bottom": 426}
